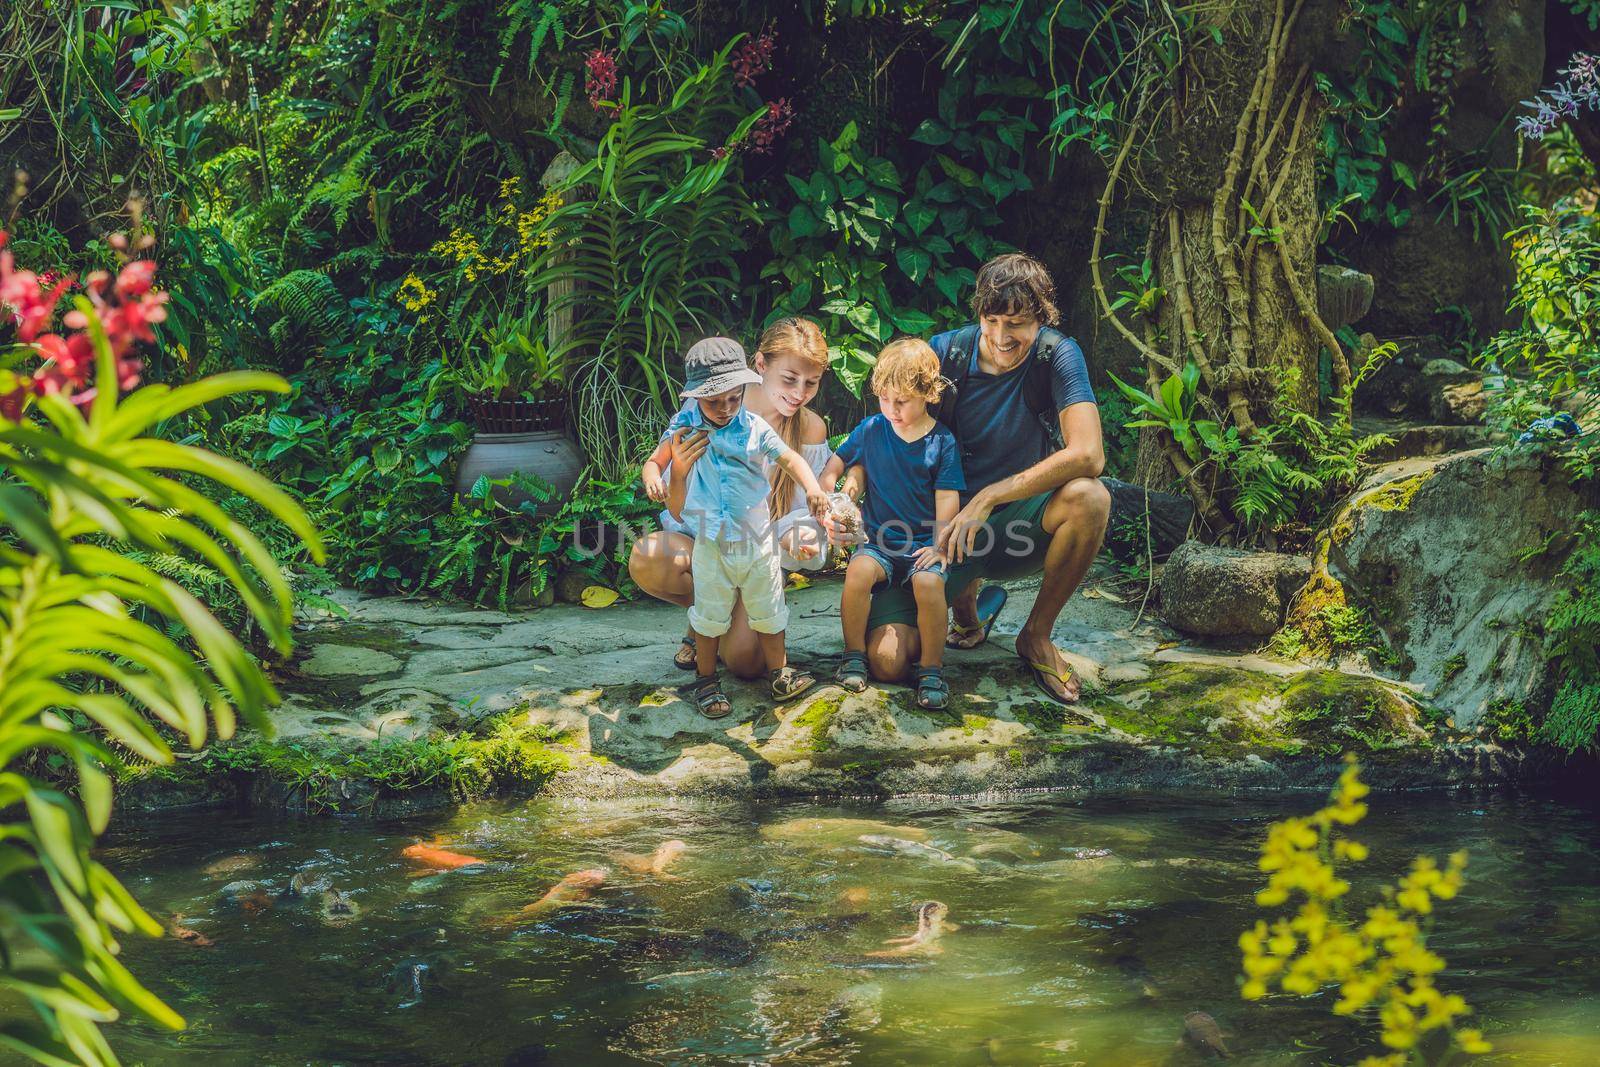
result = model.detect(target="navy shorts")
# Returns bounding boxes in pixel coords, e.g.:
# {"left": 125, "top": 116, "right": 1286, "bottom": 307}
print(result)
{"left": 855, "top": 543, "right": 947, "bottom": 589}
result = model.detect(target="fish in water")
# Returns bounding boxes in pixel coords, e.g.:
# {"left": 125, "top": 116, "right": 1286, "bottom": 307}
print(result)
{"left": 219, "top": 880, "right": 273, "bottom": 914}
{"left": 754, "top": 913, "right": 869, "bottom": 944}
{"left": 837, "top": 886, "right": 871, "bottom": 909}
{"left": 402, "top": 842, "right": 486, "bottom": 870}
{"left": 407, "top": 864, "right": 493, "bottom": 895}
{"left": 625, "top": 928, "right": 756, "bottom": 967}
{"left": 167, "top": 914, "right": 214, "bottom": 947}
{"left": 760, "top": 818, "right": 930, "bottom": 845}
{"left": 392, "top": 959, "right": 432, "bottom": 1009}
{"left": 823, "top": 981, "right": 883, "bottom": 1030}
{"left": 508, "top": 867, "right": 609, "bottom": 925}
{"left": 319, "top": 888, "right": 361, "bottom": 927}
{"left": 282, "top": 870, "right": 331, "bottom": 899}
{"left": 868, "top": 901, "right": 957, "bottom": 957}
{"left": 614, "top": 840, "right": 686, "bottom": 878}
{"left": 1180, "top": 1011, "right": 1229, "bottom": 1058}
{"left": 857, "top": 835, "right": 980, "bottom": 872}
{"left": 202, "top": 853, "right": 263, "bottom": 877}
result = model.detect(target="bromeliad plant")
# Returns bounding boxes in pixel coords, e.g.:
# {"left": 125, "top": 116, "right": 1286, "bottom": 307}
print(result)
{"left": 0, "top": 233, "right": 321, "bottom": 1064}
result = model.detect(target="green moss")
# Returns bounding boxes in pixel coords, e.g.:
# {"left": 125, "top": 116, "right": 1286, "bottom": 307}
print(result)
{"left": 1363, "top": 471, "right": 1433, "bottom": 512}
{"left": 1440, "top": 653, "right": 1467, "bottom": 682}
{"left": 790, "top": 692, "right": 846, "bottom": 752}
{"left": 1101, "top": 662, "right": 1427, "bottom": 757}
{"left": 118, "top": 714, "right": 570, "bottom": 814}
{"left": 960, "top": 713, "right": 993, "bottom": 736}
{"left": 1006, "top": 748, "right": 1026, "bottom": 768}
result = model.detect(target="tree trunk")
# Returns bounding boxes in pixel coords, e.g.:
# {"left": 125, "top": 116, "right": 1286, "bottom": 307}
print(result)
{"left": 1092, "top": 0, "right": 1347, "bottom": 532}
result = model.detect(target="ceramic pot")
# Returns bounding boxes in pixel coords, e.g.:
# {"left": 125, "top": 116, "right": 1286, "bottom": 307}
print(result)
{"left": 454, "top": 394, "right": 585, "bottom": 512}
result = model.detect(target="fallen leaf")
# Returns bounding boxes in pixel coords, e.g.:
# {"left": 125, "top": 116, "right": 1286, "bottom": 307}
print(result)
{"left": 580, "top": 585, "right": 618, "bottom": 608}
{"left": 1157, "top": 640, "right": 1180, "bottom": 651}
{"left": 788, "top": 573, "right": 812, "bottom": 590}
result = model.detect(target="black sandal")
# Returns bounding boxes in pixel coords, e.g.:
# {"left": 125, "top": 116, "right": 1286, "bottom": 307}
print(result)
{"left": 686, "top": 673, "right": 732, "bottom": 719}
{"left": 835, "top": 651, "right": 868, "bottom": 693}
{"left": 673, "top": 632, "right": 698, "bottom": 671}
{"left": 769, "top": 665, "right": 817, "bottom": 702}
{"left": 915, "top": 666, "right": 950, "bottom": 711}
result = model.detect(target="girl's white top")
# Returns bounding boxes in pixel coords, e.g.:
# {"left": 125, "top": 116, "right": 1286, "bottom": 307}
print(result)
{"left": 659, "top": 436, "right": 832, "bottom": 572}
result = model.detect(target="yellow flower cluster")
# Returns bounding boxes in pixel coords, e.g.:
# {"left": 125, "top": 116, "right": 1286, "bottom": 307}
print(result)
{"left": 396, "top": 273, "right": 438, "bottom": 321}
{"left": 430, "top": 227, "right": 515, "bottom": 282}
{"left": 1239, "top": 756, "right": 1490, "bottom": 1062}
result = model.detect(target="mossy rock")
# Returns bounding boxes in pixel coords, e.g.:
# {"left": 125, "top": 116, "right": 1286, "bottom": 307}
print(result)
{"left": 1100, "top": 661, "right": 1425, "bottom": 757}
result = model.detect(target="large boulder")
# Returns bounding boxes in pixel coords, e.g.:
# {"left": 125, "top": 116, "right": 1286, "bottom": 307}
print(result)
{"left": 1284, "top": 448, "right": 1600, "bottom": 729}
{"left": 1161, "top": 542, "right": 1312, "bottom": 637}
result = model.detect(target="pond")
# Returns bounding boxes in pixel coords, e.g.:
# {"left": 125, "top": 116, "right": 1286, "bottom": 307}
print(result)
{"left": 102, "top": 788, "right": 1598, "bottom": 1065}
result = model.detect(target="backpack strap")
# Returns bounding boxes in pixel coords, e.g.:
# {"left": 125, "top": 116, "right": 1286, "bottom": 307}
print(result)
{"left": 931, "top": 324, "right": 981, "bottom": 438}
{"left": 1029, "top": 326, "right": 1068, "bottom": 447}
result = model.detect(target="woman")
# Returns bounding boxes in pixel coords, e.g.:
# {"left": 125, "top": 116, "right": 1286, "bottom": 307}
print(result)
{"left": 631, "top": 316, "right": 833, "bottom": 678}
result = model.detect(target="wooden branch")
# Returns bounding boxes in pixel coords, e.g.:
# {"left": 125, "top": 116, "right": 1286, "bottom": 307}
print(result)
{"left": 1269, "top": 203, "right": 1352, "bottom": 394}
{"left": 1166, "top": 207, "right": 1214, "bottom": 387}
{"left": 1239, "top": 64, "right": 1309, "bottom": 237}
{"left": 1090, "top": 111, "right": 1167, "bottom": 369}
{"left": 1243, "top": 81, "right": 1313, "bottom": 294}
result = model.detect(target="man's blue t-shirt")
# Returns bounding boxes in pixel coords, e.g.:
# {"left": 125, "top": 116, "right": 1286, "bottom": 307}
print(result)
{"left": 833, "top": 414, "right": 965, "bottom": 557}
{"left": 929, "top": 325, "right": 1096, "bottom": 500}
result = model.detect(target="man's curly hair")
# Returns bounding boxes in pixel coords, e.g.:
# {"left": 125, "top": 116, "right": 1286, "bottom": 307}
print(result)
{"left": 970, "top": 252, "right": 1059, "bottom": 325}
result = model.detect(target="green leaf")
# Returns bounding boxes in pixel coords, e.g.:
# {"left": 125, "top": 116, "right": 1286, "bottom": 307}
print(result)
{"left": 909, "top": 119, "right": 951, "bottom": 146}
{"left": 904, "top": 202, "right": 938, "bottom": 236}
{"left": 890, "top": 308, "right": 937, "bottom": 335}
{"left": 1391, "top": 159, "right": 1416, "bottom": 190}
{"left": 896, "top": 247, "right": 933, "bottom": 284}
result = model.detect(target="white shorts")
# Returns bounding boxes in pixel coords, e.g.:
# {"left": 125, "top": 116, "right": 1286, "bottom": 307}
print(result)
{"left": 687, "top": 537, "right": 787, "bottom": 638}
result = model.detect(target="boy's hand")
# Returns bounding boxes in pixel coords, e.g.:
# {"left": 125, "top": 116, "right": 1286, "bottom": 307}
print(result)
{"left": 911, "top": 545, "right": 946, "bottom": 571}
{"left": 668, "top": 428, "right": 710, "bottom": 473}
{"left": 642, "top": 468, "right": 667, "bottom": 503}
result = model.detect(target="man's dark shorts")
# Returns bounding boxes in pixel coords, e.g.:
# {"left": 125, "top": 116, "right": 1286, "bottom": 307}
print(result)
{"left": 864, "top": 490, "right": 1052, "bottom": 631}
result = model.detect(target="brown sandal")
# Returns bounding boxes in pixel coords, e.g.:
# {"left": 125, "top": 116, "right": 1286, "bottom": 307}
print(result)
{"left": 673, "top": 632, "right": 698, "bottom": 671}
{"left": 687, "top": 673, "right": 732, "bottom": 719}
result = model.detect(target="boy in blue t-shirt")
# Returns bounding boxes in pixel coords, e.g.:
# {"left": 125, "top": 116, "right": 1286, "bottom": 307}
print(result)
{"left": 822, "top": 339, "right": 964, "bottom": 710}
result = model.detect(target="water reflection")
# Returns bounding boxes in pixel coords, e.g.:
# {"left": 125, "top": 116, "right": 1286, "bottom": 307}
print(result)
{"left": 102, "top": 790, "right": 1600, "bottom": 1065}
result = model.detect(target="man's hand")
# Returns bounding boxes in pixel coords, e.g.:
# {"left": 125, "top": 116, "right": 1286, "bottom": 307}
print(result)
{"left": 937, "top": 492, "right": 995, "bottom": 564}
{"left": 668, "top": 427, "right": 710, "bottom": 473}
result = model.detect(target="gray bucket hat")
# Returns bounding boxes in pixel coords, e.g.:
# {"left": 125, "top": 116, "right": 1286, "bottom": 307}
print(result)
{"left": 681, "top": 336, "right": 763, "bottom": 399}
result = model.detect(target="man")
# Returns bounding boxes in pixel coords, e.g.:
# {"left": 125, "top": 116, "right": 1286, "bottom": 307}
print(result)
{"left": 857, "top": 252, "right": 1109, "bottom": 703}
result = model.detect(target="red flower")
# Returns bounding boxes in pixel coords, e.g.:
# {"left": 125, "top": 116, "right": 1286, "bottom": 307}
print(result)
{"left": 0, "top": 234, "right": 74, "bottom": 342}
{"left": 748, "top": 98, "right": 795, "bottom": 155}
{"left": 585, "top": 49, "right": 618, "bottom": 110}
{"left": 732, "top": 29, "right": 776, "bottom": 89}
{"left": 0, "top": 229, "right": 158, "bottom": 420}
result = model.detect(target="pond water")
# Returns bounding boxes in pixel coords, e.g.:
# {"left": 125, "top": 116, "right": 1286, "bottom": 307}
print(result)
{"left": 100, "top": 789, "right": 1599, "bottom": 1066}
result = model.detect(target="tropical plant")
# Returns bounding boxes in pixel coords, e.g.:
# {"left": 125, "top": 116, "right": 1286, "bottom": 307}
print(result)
{"left": 1109, "top": 350, "right": 1393, "bottom": 535}
{"left": 0, "top": 235, "right": 321, "bottom": 1063}
{"left": 529, "top": 38, "right": 768, "bottom": 476}
{"left": 1239, "top": 757, "right": 1493, "bottom": 1063}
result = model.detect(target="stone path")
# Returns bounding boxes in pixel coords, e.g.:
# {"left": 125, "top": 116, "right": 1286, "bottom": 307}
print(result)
{"left": 261, "top": 565, "right": 1520, "bottom": 801}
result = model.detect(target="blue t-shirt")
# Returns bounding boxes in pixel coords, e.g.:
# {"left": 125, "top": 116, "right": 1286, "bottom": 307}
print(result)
{"left": 929, "top": 325, "right": 1096, "bottom": 500}
{"left": 833, "top": 414, "right": 965, "bottom": 556}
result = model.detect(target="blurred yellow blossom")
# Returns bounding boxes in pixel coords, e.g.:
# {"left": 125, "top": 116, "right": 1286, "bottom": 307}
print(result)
{"left": 1238, "top": 755, "right": 1489, "bottom": 1062}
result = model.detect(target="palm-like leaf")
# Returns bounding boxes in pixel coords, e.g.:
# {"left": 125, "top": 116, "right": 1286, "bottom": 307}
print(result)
{"left": 0, "top": 326, "right": 322, "bottom": 1064}
{"left": 528, "top": 43, "right": 763, "bottom": 477}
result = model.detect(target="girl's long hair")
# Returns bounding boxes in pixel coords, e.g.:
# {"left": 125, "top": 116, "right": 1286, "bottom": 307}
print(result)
{"left": 757, "top": 317, "right": 829, "bottom": 522}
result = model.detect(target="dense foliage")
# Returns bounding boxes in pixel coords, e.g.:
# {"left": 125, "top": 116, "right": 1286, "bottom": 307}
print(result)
{"left": 0, "top": 238, "right": 320, "bottom": 1064}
